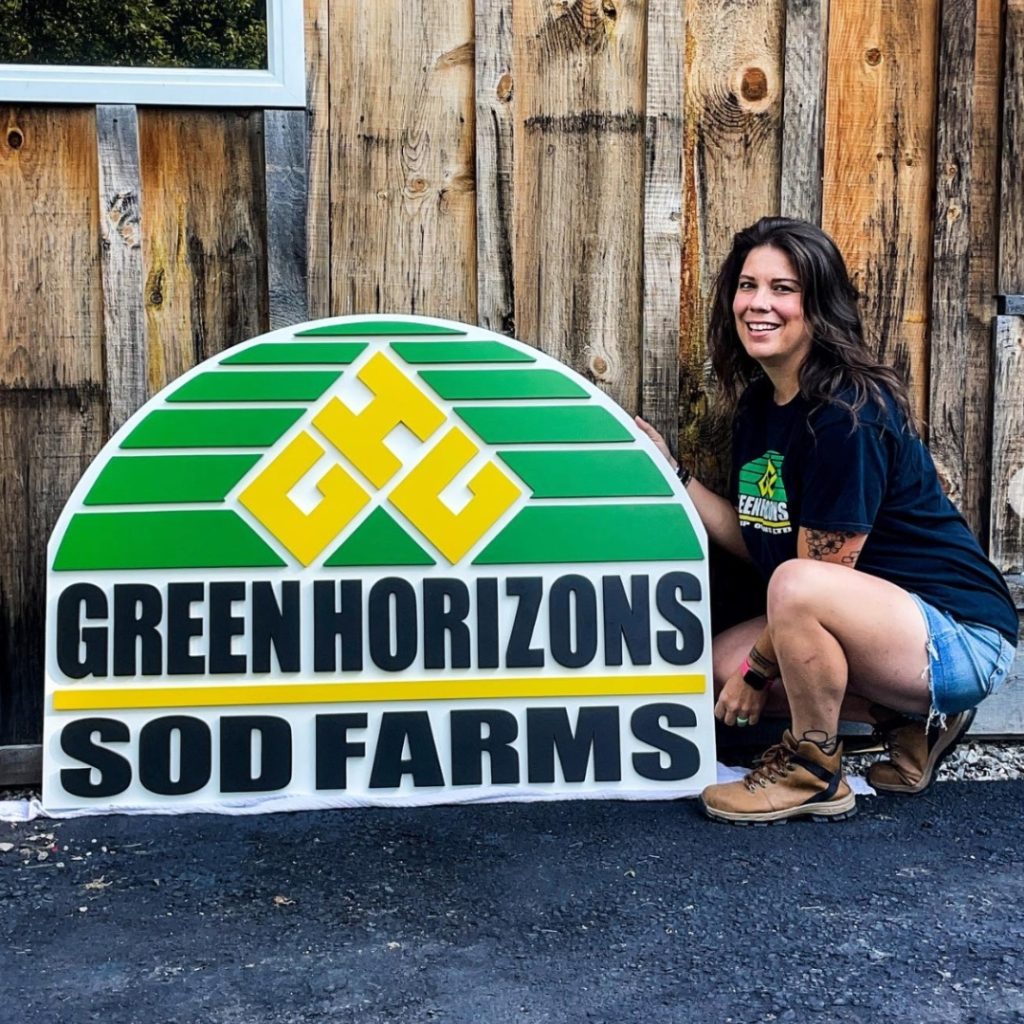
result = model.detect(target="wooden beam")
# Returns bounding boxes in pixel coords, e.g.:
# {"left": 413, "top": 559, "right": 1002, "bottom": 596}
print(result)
{"left": 928, "top": 0, "right": 1001, "bottom": 538}
{"left": 305, "top": 0, "right": 330, "bottom": 319}
{"left": 475, "top": 0, "right": 516, "bottom": 336}
{"left": 781, "top": 0, "right": 829, "bottom": 223}
{"left": 0, "top": 745, "right": 41, "bottom": 788}
{"left": 640, "top": 0, "right": 684, "bottom": 454}
{"left": 328, "top": 2, "right": 477, "bottom": 322}
{"left": 990, "top": 316, "right": 1024, "bottom": 573}
{"left": 822, "top": 0, "right": 939, "bottom": 425}
{"left": 264, "top": 108, "right": 309, "bottom": 330}
{"left": 999, "top": 0, "right": 1024, "bottom": 295}
{"left": 513, "top": 0, "right": 648, "bottom": 414}
{"left": 680, "top": 0, "right": 785, "bottom": 484}
{"left": 97, "top": 104, "right": 148, "bottom": 434}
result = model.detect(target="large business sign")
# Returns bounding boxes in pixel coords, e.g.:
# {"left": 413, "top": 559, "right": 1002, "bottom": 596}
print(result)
{"left": 44, "top": 315, "right": 714, "bottom": 813}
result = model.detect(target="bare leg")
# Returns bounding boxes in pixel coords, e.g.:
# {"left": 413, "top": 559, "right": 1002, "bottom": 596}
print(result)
{"left": 764, "top": 559, "right": 930, "bottom": 738}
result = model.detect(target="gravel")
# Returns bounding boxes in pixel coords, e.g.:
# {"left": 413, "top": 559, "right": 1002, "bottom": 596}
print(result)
{"left": 846, "top": 740, "right": 1024, "bottom": 782}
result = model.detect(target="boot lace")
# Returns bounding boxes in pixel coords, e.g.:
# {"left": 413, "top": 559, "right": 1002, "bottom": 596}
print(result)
{"left": 743, "top": 743, "right": 797, "bottom": 791}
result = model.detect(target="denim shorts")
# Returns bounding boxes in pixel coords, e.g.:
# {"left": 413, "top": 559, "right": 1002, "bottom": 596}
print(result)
{"left": 910, "top": 593, "right": 1018, "bottom": 716}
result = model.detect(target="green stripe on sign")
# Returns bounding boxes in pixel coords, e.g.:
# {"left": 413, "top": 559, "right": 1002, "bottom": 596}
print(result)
{"left": 221, "top": 342, "right": 367, "bottom": 365}
{"left": 420, "top": 369, "right": 587, "bottom": 400}
{"left": 295, "top": 321, "right": 465, "bottom": 336}
{"left": 455, "top": 406, "right": 633, "bottom": 443}
{"left": 391, "top": 341, "right": 535, "bottom": 364}
{"left": 498, "top": 451, "right": 673, "bottom": 498}
{"left": 120, "top": 409, "right": 303, "bottom": 448}
{"left": 53, "top": 511, "right": 287, "bottom": 570}
{"left": 84, "top": 454, "right": 261, "bottom": 505}
{"left": 473, "top": 505, "right": 702, "bottom": 564}
{"left": 167, "top": 371, "right": 340, "bottom": 403}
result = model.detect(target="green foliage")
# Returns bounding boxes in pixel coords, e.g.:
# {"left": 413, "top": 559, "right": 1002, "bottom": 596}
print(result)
{"left": 0, "top": 0, "right": 267, "bottom": 70}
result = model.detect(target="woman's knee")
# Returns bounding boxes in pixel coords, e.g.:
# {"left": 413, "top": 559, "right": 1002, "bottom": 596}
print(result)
{"left": 765, "top": 558, "right": 831, "bottom": 625}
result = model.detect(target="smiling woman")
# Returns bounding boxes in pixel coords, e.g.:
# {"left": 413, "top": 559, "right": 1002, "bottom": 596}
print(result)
{"left": 0, "top": 0, "right": 304, "bottom": 106}
{"left": 636, "top": 216, "right": 1019, "bottom": 826}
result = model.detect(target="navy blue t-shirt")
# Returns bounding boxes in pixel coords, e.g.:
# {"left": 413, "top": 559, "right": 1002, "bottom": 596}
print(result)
{"left": 732, "top": 377, "right": 1018, "bottom": 644}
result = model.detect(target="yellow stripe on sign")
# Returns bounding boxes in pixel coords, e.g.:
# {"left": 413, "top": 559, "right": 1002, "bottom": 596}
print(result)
{"left": 53, "top": 675, "right": 705, "bottom": 711}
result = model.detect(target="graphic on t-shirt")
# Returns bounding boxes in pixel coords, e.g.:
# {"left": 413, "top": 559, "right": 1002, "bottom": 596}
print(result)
{"left": 737, "top": 450, "right": 791, "bottom": 534}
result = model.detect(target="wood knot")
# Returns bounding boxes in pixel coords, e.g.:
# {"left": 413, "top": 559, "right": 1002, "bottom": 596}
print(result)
{"left": 497, "top": 73, "right": 513, "bottom": 102}
{"left": 591, "top": 355, "right": 609, "bottom": 376}
{"left": 408, "top": 178, "right": 428, "bottom": 194}
{"left": 740, "top": 67, "right": 768, "bottom": 102}
{"left": 865, "top": 48, "right": 882, "bottom": 66}
{"left": 7, "top": 128, "right": 23, "bottom": 149}
{"left": 602, "top": 0, "right": 617, "bottom": 19}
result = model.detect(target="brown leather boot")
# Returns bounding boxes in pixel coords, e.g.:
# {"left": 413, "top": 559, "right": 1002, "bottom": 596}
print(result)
{"left": 867, "top": 709, "right": 976, "bottom": 794}
{"left": 700, "top": 730, "right": 856, "bottom": 825}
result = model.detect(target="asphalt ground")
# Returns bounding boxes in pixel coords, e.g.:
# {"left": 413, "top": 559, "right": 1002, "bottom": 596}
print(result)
{"left": 2, "top": 783, "right": 1023, "bottom": 1024}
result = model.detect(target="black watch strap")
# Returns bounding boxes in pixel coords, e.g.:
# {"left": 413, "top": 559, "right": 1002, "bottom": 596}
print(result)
{"left": 742, "top": 667, "right": 770, "bottom": 691}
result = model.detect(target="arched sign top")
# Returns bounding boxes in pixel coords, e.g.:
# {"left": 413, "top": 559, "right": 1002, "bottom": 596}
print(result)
{"left": 45, "top": 315, "right": 714, "bottom": 814}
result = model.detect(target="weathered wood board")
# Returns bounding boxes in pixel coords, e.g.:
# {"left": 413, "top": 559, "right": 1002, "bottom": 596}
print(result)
{"left": 97, "top": 104, "right": 148, "bottom": 435}
{"left": 305, "top": 0, "right": 331, "bottom": 320}
{"left": 641, "top": 0, "right": 684, "bottom": 453}
{"left": 0, "top": 107, "right": 104, "bottom": 390}
{"left": 138, "top": 109, "right": 268, "bottom": 393}
{"left": 0, "top": 390, "right": 105, "bottom": 745}
{"left": 1000, "top": 0, "right": 1024, "bottom": 296}
{"left": 679, "top": 0, "right": 785, "bottom": 483}
{"left": 328, "top": 1, "right": 477, "bottom": 322}
{"left": 929, "top": 0, "right": 1001, "bottom": 538}
{"left": 512, "top": 0, "right": 647, "bottom": 415}
{"left": 990, "top": 316, "right": 1024, "bottom": 573}
{"left": 780, "top": 0, "right": 828, "bottom": 223}
{"left": 264, "top": 108, "right": 309, "bottom": 330}
{"left": 475, "top": 0, "right": 516, "bottom": 337}
{"left": 823, "top": 0, "right": 938, "bottom": 425}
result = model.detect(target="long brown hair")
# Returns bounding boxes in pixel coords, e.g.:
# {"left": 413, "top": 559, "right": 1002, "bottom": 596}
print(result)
{"left": 708, "top": 217, "right": 915, "bottom": 430}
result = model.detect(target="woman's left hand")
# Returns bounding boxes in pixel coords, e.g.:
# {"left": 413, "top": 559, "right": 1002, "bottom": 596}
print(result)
{"left": 714, "top": 671, "right": 770, "bottom": 728}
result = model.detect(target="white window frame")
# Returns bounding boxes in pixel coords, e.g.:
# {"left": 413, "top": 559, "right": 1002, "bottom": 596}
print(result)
{"left": 0, "top": 0, "right": 304, "bottom": 107}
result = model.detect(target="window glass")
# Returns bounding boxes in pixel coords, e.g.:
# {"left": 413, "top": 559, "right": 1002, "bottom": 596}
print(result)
{"left": 0, "top": 0, "right": 268, "bottom": 71}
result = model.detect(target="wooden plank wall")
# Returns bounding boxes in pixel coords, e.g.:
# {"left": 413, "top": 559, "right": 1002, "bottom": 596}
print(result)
{"left": 1, "top": 0, "right": 1023, "bottom": 752}
{"left": 0, "top": 108, "right": 107, "bottom": 746}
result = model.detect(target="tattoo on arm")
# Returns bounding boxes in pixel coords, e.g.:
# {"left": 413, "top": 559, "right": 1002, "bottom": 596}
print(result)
{"left": 748, "top": 646, "right": 779, "bottom": 676}
{"left": 805, "top": 529, "right": 857, "bottom": 561}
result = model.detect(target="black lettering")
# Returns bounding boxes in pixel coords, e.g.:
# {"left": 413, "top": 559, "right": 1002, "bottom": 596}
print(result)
{"left": 315, "top": 713, "right": 368, "bottom": 790}
{"left": 476, "top": 578, "right": 499, "bottom": 669}
{"left": 59, "top": 718, "right": 131, "bottom": 798}
{"left": 423, "top": 579, "right": 471, "bottom": 669}
{"left": 450, "top": 710, "right": 519, "bottom": 786}
{"left": 631, "top": 703, "right": 700, "bottom": 781}
{"left": 655, "top": 572, "right": 704, "bottom": 666}
{"left": 56, "top": 584, "right": 108, "bottom": 679}
{"left": 209, "top": 582, "right": 247, "bottom": 674}
{"left": 220, "top": 716, "right": 292, "bottom": 792}
{"left": 549, "top": 575, "right": 598, "bottom": 668}
{"left": 527, "top": 707, "right": 621, "bottom": 783}
{"left": 505, "top": 577, "right": 544, "bottom": 668}
{"left": 113, "top": 584, "right": 163, "bottom": 676}
{"left": 368, "top": 578, "right": 417, "bottom": 671}
{"left": 314, "top": 580, "right": 363, "bottom": 672}
{"left": 252, "top": 581, "right": 300, "bottom": 673}
{"left": 602, "top": 575, "right": 651, "bottom": 666}
{"left": 139, "top": 716, "right": 212, "bottom": 795}
{"left": 167, "top": 583, "right": 205, "bottom": 675}
{"left": 369, "top": 712, "right": 444, "bottom": 788}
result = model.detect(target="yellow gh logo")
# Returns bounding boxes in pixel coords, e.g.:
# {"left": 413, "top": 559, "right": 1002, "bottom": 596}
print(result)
{"left": 238, "top": 353, "right": 522, "bottom": 565}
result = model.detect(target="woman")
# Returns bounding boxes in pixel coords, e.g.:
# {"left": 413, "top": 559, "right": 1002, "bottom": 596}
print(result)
{"left": 637, "top": 217, "right": 1018, "bottom": 825}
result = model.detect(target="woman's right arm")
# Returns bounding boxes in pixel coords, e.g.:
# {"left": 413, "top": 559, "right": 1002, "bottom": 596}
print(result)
{"left": 634, "top": 416, "right": 750, "bottom": 562}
